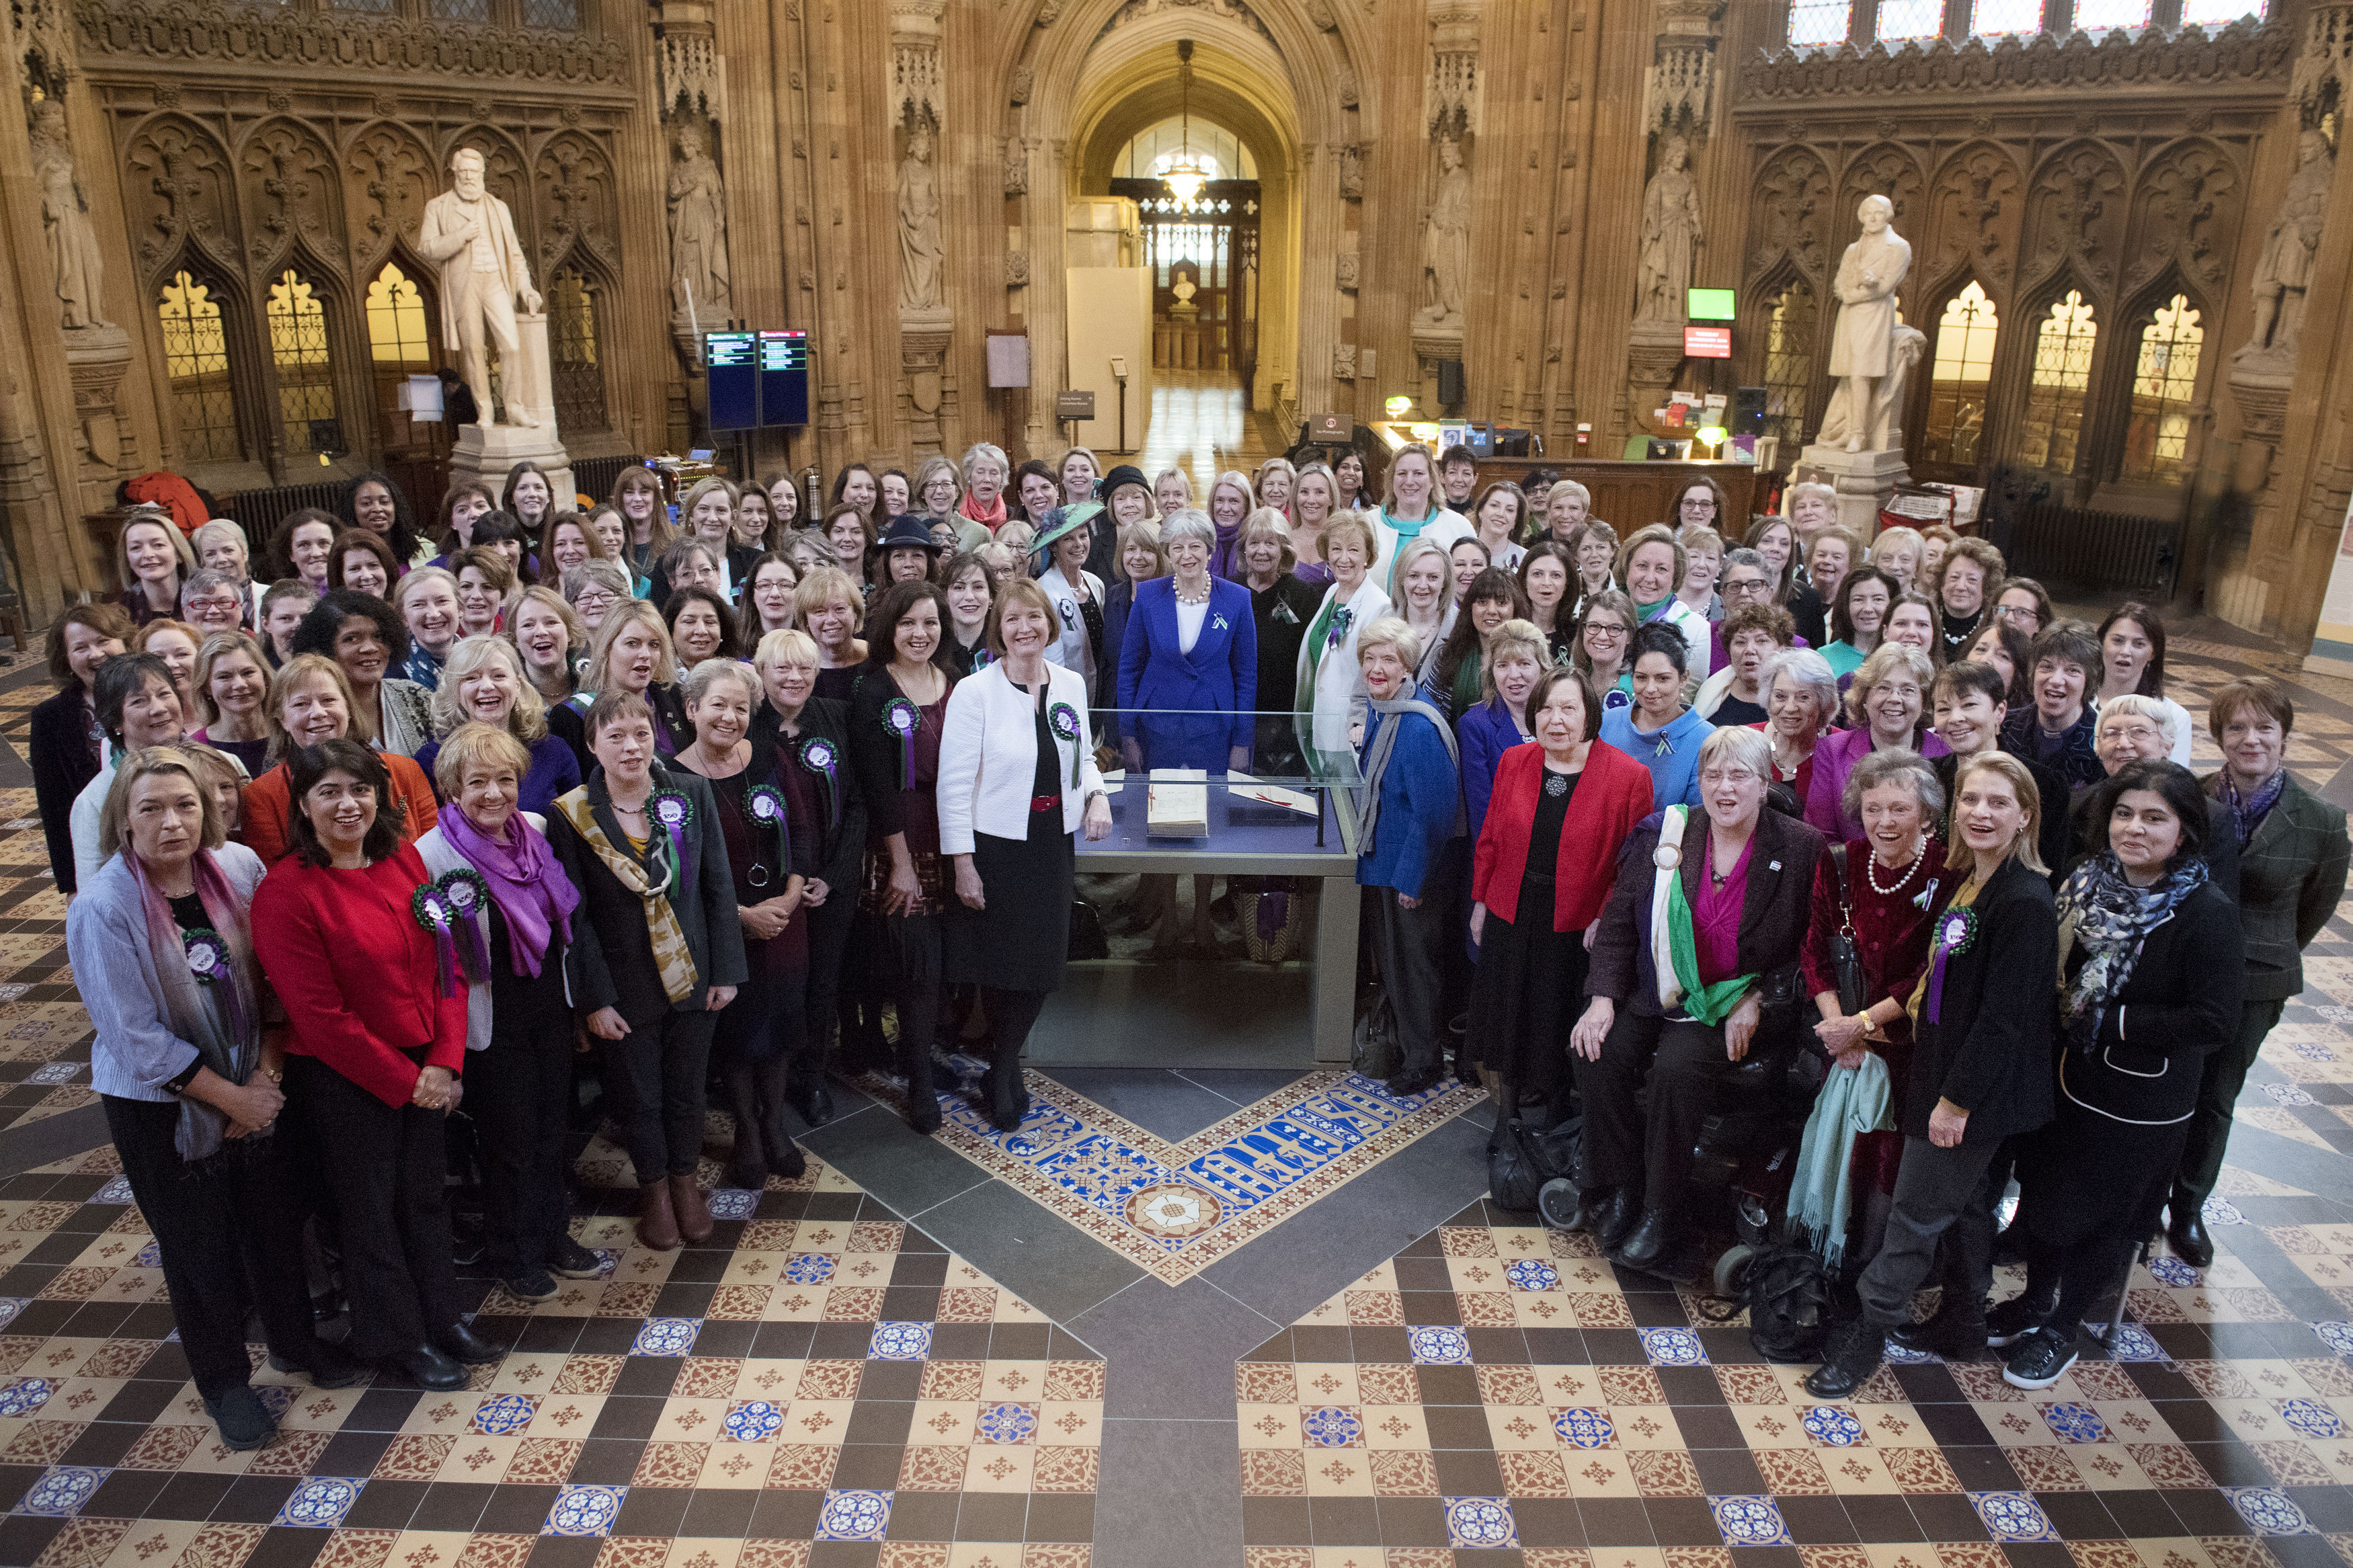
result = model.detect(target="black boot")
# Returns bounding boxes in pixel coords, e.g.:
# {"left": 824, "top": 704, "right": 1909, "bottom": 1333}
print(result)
{"left": 1889, "top": 1308, "right": 1987, "bottom": 1360}
{"left": 723, "top": 1063, "right": 768, "bottom": 1191}
{"left": 1615, "top": 1208, "right": 1675, "bottom": 1270}
{"left": 984, "top": 1038, "right": 1029, "bottom": 1134}
{"left": 2167, "top": 1190, "right": 2213, "bottom": 1268}
{"left": 756, "top": 1057, "right": 807, "bottom": 1180}
{"left": 1590, "top": 1188, "right": 1640, "bottom": 1251}
{"left": 1804, "top": 1319, "right": 1886, "bottom": 1399}
{"left": 904, "top": 1038, "right": 943, "bottom": 1135}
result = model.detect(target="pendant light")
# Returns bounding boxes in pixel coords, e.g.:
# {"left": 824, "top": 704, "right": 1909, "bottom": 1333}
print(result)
{"left": 1162, "top": 40, "right": 1207, "bottom": 208}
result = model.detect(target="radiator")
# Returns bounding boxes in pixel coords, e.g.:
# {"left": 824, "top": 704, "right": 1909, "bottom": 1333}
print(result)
{"left": 1998, "top": 501, "right": 2183, "bottom": 600}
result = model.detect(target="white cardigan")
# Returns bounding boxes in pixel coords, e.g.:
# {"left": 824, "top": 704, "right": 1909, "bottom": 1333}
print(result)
{"left": 1294, "top": 577, "right": 1392, "bottom": 755}
{"left": 936, "top": 661, "right": 1107, "bottom": 854}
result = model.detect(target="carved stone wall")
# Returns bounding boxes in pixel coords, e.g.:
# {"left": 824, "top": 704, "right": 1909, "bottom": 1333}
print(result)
{"left": 1728, "top": 18, "right": 2288, "bottom": 505}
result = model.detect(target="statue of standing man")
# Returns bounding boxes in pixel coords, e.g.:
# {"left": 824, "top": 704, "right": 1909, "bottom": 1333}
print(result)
{"left": 1825, "top": 194, "right": 1912, "bottom": 454}
{"left": 417, "top": 147, "right": 542, "bottom": 429}
{"left": 1416, "top": 136, "right": 1470, "bottom": 330}
{"left": 2239, "top": 129, "right": 2332, "bottom": 363}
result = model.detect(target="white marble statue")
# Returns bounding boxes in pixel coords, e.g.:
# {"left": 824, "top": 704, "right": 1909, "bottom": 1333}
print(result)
{"left": 1825, "top": 194, "right": 1913, "bottom": 454}
{"left": 1817, "top": 323, "right": 1925, "bottom": 454}
{"left": 668, "top": 122, "right": 733, "bottom": 321}
{"left": 417, "top": 147, "right": 542, "bottom": 429}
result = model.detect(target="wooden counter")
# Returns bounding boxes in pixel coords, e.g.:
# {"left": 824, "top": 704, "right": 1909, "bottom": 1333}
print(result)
{"left": 1455, "top": 458, "right": 1763, "bottom": 538}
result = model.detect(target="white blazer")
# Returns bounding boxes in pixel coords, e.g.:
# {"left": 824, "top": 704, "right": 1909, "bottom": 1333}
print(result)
{"left": 1371, "top": 507, "right": 1473, "bottom": 596}
{"left": 1294, "top": 577, "right": 1392, "bottom": 755}
{"left": 936, "top": 661, "right": 1107, "bottom": 854}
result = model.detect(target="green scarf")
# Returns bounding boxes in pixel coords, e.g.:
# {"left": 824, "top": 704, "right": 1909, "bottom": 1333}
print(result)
{"left": 1650, "top": 806, "right": 1757, "bottom": 1026}
{"left": 1786, "top": 1050, "right": 1892, "bottom": 1271}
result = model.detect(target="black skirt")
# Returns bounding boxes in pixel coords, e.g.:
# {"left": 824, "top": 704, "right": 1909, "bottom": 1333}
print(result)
{"left": 2013, "top": 1088, "right": 2187, "bottom": 1252}
{"left": 945, "top": 804, "right": 1075, "bottom": 994}
{"left": 1466, "top": 904, "right": 1587, "bottom": 1096}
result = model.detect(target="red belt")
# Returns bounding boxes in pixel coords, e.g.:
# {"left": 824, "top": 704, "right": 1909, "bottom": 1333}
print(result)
{"left": 1029, "top": 793, "right": 1060, "bottom": 813}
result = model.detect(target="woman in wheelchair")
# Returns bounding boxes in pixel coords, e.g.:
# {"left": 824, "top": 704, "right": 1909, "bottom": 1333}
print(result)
{"left": 1573, "top": 725, "right": 1827, "bottom": 1274}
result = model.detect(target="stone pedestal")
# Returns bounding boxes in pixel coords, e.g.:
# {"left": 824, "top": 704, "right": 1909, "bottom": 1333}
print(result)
{"left": 1796, "top": 443, "right": 1909, "bottom": 536}
{"left": 900, "top": 317, "right": 952, "bottom": 455}
{"left": 1412, "top": 325, "right": 1464, "bottom": 415}
{"left": 63, "top": 325, "right": 132, "bottom": 479}
{"left": 453, "top": 313, "right": 574, "bottom": 505}
{"left": 1624, "top": 321, "right": 1687, "bottom": 431}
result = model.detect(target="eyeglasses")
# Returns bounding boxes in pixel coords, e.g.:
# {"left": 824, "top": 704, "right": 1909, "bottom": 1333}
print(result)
{"left": 1585, "top": 623, "right": 1628, "bottom": 641}
{"left": 1995, "top": 603, "right": 2038, "bottom": 625}
{"left": 1700, "top": 767, "right": 1760, "bottom": 786}
{"left": 185, "top": 595, "right": 240, "bottom": 614}
{"left": 574, "top": 590, "right": 618, "bottom": 611}
{"left": 1722, "top": 577, "right": 1769, "bottom": 597}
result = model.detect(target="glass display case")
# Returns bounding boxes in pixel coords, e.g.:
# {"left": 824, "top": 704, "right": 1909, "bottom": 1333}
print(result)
{"left": 1075, "top": 711, "right": 1367, "bottom": 1062}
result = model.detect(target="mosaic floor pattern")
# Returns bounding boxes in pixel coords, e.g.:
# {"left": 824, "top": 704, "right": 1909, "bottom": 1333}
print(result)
{"left": 853, "top": 1065, "right": 1488, "bottom": 1285}
{"left": 0, "top": 1145, "right": 1103, "bottom": 1568}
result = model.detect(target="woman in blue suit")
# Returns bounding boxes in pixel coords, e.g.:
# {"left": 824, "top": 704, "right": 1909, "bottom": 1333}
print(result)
{"left": 1117, "top": 510, "right": 1259, "bottom": 774}
{"left": 1116, "top": 509, "right": 1259, "bottom": 950}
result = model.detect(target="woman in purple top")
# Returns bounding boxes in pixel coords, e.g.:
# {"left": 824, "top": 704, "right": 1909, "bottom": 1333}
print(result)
{"left": 1804, "top": 643, "right": 1949, "bottom": 842}
{"left": 412, "top": 638, "right": 583, "bottom": 817}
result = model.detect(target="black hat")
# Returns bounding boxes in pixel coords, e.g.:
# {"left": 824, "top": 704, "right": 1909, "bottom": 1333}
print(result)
{"left": 1100, "top": 464, "right": 1151, "bottom": 509}
{"left": 870, "top": 513, "right": 945, "bottom": 558}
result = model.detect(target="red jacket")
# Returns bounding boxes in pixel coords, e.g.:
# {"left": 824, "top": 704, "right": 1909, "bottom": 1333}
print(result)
{"left": 239, "top": 755, "right": 437, "bottom": 868}
{"left": 251, "top": 844, "right": 469, "bottom": 1106}
{"left": 1473, "top": 739, "right": 1654, "bottom": 934}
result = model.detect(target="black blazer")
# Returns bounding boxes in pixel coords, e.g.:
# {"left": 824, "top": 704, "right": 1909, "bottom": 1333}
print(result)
{"left": 1587, "top": 805, "right": 1826, "bottom": 1018}
{"left": 2057, "top": 880, "right": 2241, "bottom": 1126}
{"left": 29, "top": 688, "right": 99, "bottom": 894}
{"left": 1936, "top": 751, "right": 2074, "bottom": 889}
{"left": 1905, "top": 855, "right": 2057, "bottom": 1145}
{"left": 750, "top": 694, "right": 868, "bottom": 899}
{"left": 547, "top": 764, "right": 748, "bottom": 1020}
{"left": 2063, "top": 787, "right": 2240, "bottom": 904}
{"left": 847, "top": 663, "right": 954, "bottom": 841}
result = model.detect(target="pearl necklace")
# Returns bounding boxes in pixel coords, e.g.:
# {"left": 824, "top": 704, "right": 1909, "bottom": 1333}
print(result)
{"left": 1865, "top": 835, "right": 1925, "bottom": 895}
{"left": 1174, "top": 578, "right": 1211, "bottom": 606}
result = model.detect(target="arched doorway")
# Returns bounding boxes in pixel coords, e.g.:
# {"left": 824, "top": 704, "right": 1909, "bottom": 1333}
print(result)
{"left": 1107, "top": 113, "right": 1261, "bottom": 386}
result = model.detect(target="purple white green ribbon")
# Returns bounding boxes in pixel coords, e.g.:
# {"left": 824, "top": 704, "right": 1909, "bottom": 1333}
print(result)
{"left": 181, "top": 928, "right": 251, "bottom": 1046}
{"left": 746, "top": 782, "right": 792, "bottom": 884}
{"left": 883, "top": 696, "right": 921, "bottom": 790}
{"left": 1048, "top": 701, "right": 1082, "bottom": 789}
{"left": 434, "top": 866, "right": 494, "bottom": 985}
{"left": 797, "top": 735, "right": 841, "bottom": 830}
{"left": 1925, "top": 905, "right": 1977, "bottom": 1025}
{"left": 650, "top": 790, "right": 695, "bottom": 900}
{"left": 411, "top": 882, "right": 462, "bottom": 999}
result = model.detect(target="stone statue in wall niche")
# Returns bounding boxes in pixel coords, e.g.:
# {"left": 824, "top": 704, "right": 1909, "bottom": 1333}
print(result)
{"left": 1635, "top": 135, "right": 1701, "bottom": 325}
{"left": 1825, "top": 194, "right": 1912, "bottom": 454}
{"left": 419, "top": 146, "right": 543, "bottom": 429}
{"left": 899, "top": 124, "right": 945, "bottom": 315}
{"left": 667, "top": 120, "right": 733, "bottom": 321}
{"left": 2237, "top": 128, "right": 2332, "bottom": 366}
{"left": 1415, "top": 136, "right": 1470, "bottom": 331}
{"left": 30, "top": 101, "right": 113, "bottom": 332}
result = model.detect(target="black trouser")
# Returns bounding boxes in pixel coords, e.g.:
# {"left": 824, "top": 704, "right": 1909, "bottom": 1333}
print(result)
{"left": 104, "top": 1094, "right": 327, "bottom": 1401}
{"left": 793, "top": 895, "right": 858, "bottom": 1094}
{"left": 601, "top": 1007, "right": 718, "bottom": 1184}
{"left": 1368, "top": 887, "right": 1445, "bottom": 1078}
{"left": 982, "top": 987, "right": 1049, "bottom": 1060}
{"left": 2020, "top": 1235, "right": 2138, "bottom": 1335}
{"left": 881, "top": 911, "right": 945, "bottom": 1077}
{"left": 467, "top": 1009, "right": 577, "bottom": 1278}
{"left": 1574, "top": 1009, "right": 1737, "bottom": 1219}
{"left": 288, "top": 1057, "right": 461, "bottom": 1362}
{"left": 2176, "top": 997, "right": 2286, "bottom": 1206}
{"left": 1856, "top": 1134, "right": 2001, "bottom": 1329}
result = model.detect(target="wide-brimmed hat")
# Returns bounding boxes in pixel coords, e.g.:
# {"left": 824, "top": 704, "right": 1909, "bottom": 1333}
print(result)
{"left": 1031, "top": 500, "right": 1106, "bottom": 556}
{"left": 869, "top": 513, "right": 945, "bottom": 558}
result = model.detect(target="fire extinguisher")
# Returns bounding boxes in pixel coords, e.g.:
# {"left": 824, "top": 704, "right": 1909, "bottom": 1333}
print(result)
{"left": 801, "top": 466, "right": 822, "bottom": 528}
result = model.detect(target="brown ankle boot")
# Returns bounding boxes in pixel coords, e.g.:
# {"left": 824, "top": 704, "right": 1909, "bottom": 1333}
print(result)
{"left": 637, "top": 1179, "right": 680, "bottom": 1251}
{"left": 670, "top": 1173, "right": 713, "bottom": 1243}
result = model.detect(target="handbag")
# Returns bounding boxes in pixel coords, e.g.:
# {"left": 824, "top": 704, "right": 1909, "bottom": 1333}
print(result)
{"left": 1068, "top": 896, "right": 1109, "bottom": 961}
{"left": 1351, "top": 991, "right": 1400, "bottom": 1079}
{"left": 1825, "top": 843, "right": 1869, "bottom": 1017}
{"left": 1489, "top": 1108, "right": 1581, "bottom": 1213}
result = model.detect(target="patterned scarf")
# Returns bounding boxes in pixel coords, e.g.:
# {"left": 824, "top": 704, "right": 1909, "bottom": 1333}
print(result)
{"left": 2055, "top": 851, "right": 2207, "bottom": 1057}
{"left": 555, "top": 785, "right": 699, "bottom": 1005}
{"left": 128, "top": 849, "right": 263, "bottom": 1163}
{"left": 2217, "top": 767, "right": 2286, "bottom": 848}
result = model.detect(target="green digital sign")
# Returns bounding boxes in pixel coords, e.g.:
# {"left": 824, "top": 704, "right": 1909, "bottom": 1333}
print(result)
{"left": 1687, "top": 288, "right": 1737, "bottom": 321}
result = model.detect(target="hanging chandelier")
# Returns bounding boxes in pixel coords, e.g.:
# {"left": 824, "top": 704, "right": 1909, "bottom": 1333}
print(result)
{"left": 1161, "top": 40, "right": 1206, "bottom": 208}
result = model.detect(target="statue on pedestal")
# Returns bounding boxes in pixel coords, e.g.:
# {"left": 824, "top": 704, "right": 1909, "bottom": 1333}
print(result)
{"left": 1636, "top": 136, "right": 1702, "bottom": 325}
{"left": 417, "top": 147, "right": 542, "bottom": 429}
{"left": 1817, "top": 323, "right": 1925, "bottom": 454}
{"left": 30, "top": 102, "right": 112, "bottom": 332}
{"left": 2237, "top": 130, "right": 2332, "bottom": 366}
{"left": 667, "top": 122, "right": 733, "bottom": 323}
{"left": 898, "top": 126, "right": 945, "bottom": 315}
{"left": 1825, "top": 194, "right": 1912, "bottom": 454}
{"left": 1415, "top": 136, "right": 1470, "bottom": 331}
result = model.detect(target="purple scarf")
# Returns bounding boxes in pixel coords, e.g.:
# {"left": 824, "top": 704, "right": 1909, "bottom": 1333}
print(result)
{"left": 128, "top": 848, "right": 260, "bottom": 1163}
{"left": 1213, "top": 517, "right": 1246, "bottom": 581}
{"left": 2219, "top": 767, "right": 2286, "bottom": 848}
{"left": 436, "top": 802, "right": 580, "bottom": 977}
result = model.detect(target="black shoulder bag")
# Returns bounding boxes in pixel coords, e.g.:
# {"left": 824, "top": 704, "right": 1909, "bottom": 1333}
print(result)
{"left": 1826, "top": 843, "right": 1869, "bottom": 1017}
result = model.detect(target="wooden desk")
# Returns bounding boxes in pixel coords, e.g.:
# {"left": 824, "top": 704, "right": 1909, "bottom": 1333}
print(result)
{"left": 1462, "top": 458, "right": 1762, "bottom": 538}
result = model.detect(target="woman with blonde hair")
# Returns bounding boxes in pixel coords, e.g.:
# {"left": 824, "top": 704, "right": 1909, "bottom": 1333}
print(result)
{"left": 118, "top": 509, "right": 200, "bottom": 628}
{"left": 1294, "top": 511, "right": 1392, "bottom": 777}
{"left": 1289, "top": 461, "right": 1341, "bottom": 587}
{"left": 958, "top": 442, "right": 1010, "bottom": 536}
{"left": 1544, "top": 479, "right": 1593, "bottom": 547}
{"left": 916, "top": 454, "right": 981, "bottom": 551}
{"left": 1870, "top": 524, "right": 1926, "bottom": 595}
{"left": 1254, "top": 456, "right": 1298, "bottom": 517}
{"left": 190, "top": 630, "right": 274, "bottom": 778}
{"left": 1205, "top": 468, "right": 1257, "bottom": 581}
{"left": 795, "top": 563, "right": 868, "bottom": 702}
{"left": 1369, "top": 443, "right": 1472, "bottom": 589}
{"left": 1153, "top": 466, "right": 1194, "bottom": 520}
{"left": 416, "top": 635, "right": 581, "bottom": 814}
{"left": 1392, "top": 536, "right": 1457, "bottom": 692}
{"left": 562, "top": 597, "right": 690, "bottom": 771}
{"left": 135, "top": 616, "right": 204, "bottom": 722}
{"left": 1236, "top": 509, "right": 1322, "bottom": 772}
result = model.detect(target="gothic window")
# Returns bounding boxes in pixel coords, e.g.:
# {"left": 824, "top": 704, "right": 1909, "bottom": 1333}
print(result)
{"left": 1972, "top": 0, "right": 2042, "bottom": 32}
{"left": 2018, "top": 290, "right": 2096, "bottom": 473}
{"left": 1761, "top": 281, "right": 1817, "bottom": 452}
{"left": 2072, "top": 0, "right": 2152, "bottom": 28}
{"left": 364, "top": 262, "right": 432, "bottom": 368}
{"left": 1788, "top": 1, "right": 1852, "bottom": 46}
{"left": 1925, "top": 282, "right": 1999, "bottom": 468}
{"left": 549, "top": 267, "right": 610, "bottom": 434}
{"left": 1875, "top": 0, "right": 1945, "bottom": 41}
{"left": 2122, "top": 293, "right": 2203, "bottom": 485}
{"left": 430, "top": 0, "right": 491, "bottom": 19}
{"left": 523, "top": 0, "right": 582, "bottom": 27}
{"left": 331, "top": 0, "right": 394, "bottom": 11}
{"left": 158, "top": 271, "right": 241, "bottom": 465}
{"left": 266, "top": 268, "right": 341, "bottom": 459}
{"left": 2180, "top": 0, "right": 2264, "bottom": 19}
